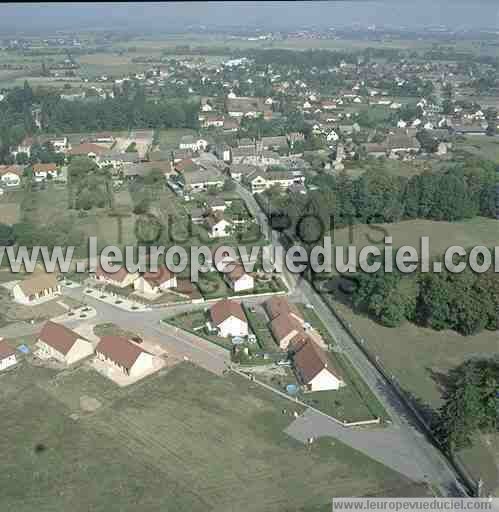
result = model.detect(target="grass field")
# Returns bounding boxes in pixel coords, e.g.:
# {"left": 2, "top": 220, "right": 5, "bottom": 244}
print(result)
{"left": 0, "top": 362, "right": 426, "bottom": 511}
{"left": 323, "top": 217, "right": 499, "bottom": 493}
{"left": 457, "top": 137, "right": 499, "bottom": 164}
{"left": 332, "top": 217, "right": 499, "bottom": 257}
{"left": 329, "top": 295, "right": 499, "bottom": 494}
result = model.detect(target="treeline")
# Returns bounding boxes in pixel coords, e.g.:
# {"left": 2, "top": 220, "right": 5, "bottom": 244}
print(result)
{"left": 248, "top": 49, "right": 356, "bottom": 68}
{"left": 350, "top": 265, "right": 499, "bottom": 336}
{"left": 265, "top": 162, "right": 497, "bottom": 232}
{"left": 0, "top": 81, "right": 199, "bottom": 163}
{"left": 40, "top": 89, "right": 199, "bottom": 133}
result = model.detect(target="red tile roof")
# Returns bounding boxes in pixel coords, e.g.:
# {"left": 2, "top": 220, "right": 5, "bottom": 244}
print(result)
{"left": 210, "top": 299, "right": 246, "bottom": 326}
{"left": 142, "top": 267, "right": 174, "bottom": 286}
{"left": 293, "top": 338, "right": 343, "bottom": 385}
{"left": 0, "top": 165, "right": 23, "bottom": 177}
{"left": 264, "top": 296, "right": 303, "bottom": 322}
{"left": 0, "top": 340, "right": 16, "bottom": 360}
{"left": 270, "top": 313, "right": 305, "bottom": 345}
{"left": 69, "top": 143, "right": 106, "bottom": 156}
{"left": 33, "top": 163, "right": 57, "bottom": 173}
{"left": 96, "top": 335, "right": 148, "bottom": 370}
{"left": 95, "top": 265, "right": 132, "bottom": 283}
{"left": 38, "top": 321, "right": 87, "bottom": 356}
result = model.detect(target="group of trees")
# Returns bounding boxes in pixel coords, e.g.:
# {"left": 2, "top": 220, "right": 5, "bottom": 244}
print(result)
{"left": 40, "top": 91, "right": 199, "bottom": 133}
{"left": 0, "top": 81, "right": 200, "bottom": 164}
{"left": 264, "top": 161, "right": 496, "bottom": 233}
{"left": 350, "top": 265, "right": 499, "bottom": 336}
{"left": 434, "top": 358, "right": 498, "bottom": 452}
{"left": 67, "top": 157, "right": 112, "bottom": 211}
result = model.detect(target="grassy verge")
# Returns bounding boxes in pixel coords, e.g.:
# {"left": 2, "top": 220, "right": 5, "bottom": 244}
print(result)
{"left": 0, "top": 361, "right": 427, "bottom": 510}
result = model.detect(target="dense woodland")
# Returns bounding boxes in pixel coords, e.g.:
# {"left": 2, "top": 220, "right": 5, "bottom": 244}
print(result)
{"left": 0, "top": 81, "right": 199, "bottom": 163}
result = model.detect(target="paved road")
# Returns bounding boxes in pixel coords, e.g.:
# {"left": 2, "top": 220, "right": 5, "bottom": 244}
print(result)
{"left": 61, "top": 286, "right": 230, "bottom": 375}
{"left": 236, "top": 183, "right": 468, "bottom": 497}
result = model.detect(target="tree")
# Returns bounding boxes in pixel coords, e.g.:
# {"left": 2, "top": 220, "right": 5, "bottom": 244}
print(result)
{"left": 223, "top": 178, "right": 236, "bottom": 192}
{"left": 0, "top": 223, "right": 14, "bottom": 245}
{"left": 434, "top": 359, "right": 499, "bottom": 452}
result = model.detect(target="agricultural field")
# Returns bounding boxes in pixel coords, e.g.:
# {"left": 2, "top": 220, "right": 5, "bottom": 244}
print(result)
{"left": 0, "top": 362, "right": 425, "bottom": 511}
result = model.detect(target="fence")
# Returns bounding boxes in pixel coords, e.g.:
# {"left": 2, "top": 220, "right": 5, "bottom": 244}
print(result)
{"left": 321, "top": 296, "right": 477, "bottom": 497}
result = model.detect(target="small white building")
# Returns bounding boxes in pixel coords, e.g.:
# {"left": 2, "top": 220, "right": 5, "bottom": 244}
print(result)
{"left": 36, "top": 321, "right": 94, "bottom": 365}
{"left": 0, "top": 340, "right": 17, "bottom": 371}
{"left": 210, "top": 299, "right": 248, "bottom": 338}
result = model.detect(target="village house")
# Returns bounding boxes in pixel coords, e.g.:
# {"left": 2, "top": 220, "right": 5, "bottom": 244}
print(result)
{"left": 95, "top": 335, "right": 154, "bottom": 377}
{"left": 12, "top": 273, "right": 61, "bottom": 305}
{"left": 202, "top": 113, "right": 225, "bottom": 128}
{"left": 36, "top": 321, "right": 94, "bottom": 365}
{"left": 69, "top": 143, "right": 107, "bottom": 160}
{"left": 182, "top": 166, "right": 224, "bottom": 193}
{"left": 0, "top": 340, "right": 17, "bottom": 371}
{"left": 133, "top": 267, "right": 177, "bottom": 296}
{"left": 94, "top": 265, "right": 139, "bottom": 288}
{"left": 292, "top": 337, "right": 345, "bottom": 392}
{"left": 270, "top": 313, "right": 306, "bottom": 350}
{"left": 50, "top": 137, "right": 70, "bottom": 153}
{"left": 246, "top": 169, "right": 306, "bottom": 194}
{"left": 225, "top": 96, "right": 272, "bottom": 119}
{"left": 209, "top": 299, "right": 248, "bottom": 338}
{"left": 97, "top": 151, "right": 139, "bottom": 171}
{"left": 32, "top": 163, "right": 58, "bottom": 182}
{"left": 223, "top": 263, "right": 255, "bottom": 293}
{"left": 260, "top": 136, "right": 288, "bottom": 151}
{"left": 205, "top": 212, "right": 233, "bottom": 238}
{"left": 229, "top": 163, "right": 259, "bottom": 182}
{"left": 0, "top": 165, "right": 23, "bottom": 187}
{"left": 265, "top": 296, "right": 303, "bottom": 323}
{"left": 179, "top": 135, "right": 209, "bottom": 152}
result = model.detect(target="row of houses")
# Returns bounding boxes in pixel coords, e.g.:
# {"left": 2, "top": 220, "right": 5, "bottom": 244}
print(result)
{"left": 0, "top": 320, "right": 154, "bottom": 378}
{"left": 207, "top": 296, "right": 345, "bottom": 392}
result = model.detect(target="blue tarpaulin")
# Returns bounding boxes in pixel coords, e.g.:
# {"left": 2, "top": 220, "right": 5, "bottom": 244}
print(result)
{"left": 17, "top": 344, "right": 30, "bottom": 354}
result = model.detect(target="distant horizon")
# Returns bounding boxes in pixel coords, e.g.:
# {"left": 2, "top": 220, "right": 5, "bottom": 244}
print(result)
{"left": 0, "top": 1, "right": 498, "bottom": 35}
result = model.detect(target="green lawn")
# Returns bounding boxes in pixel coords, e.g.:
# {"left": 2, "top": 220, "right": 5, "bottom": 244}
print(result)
{"left": 331, "top": 217, "right": 499, "bottom": 259}
{"left": 328, "top": 294, "right": 499, "bottom": 494}
{"left": 244, "top": 305, "right": 277, "bottom": 352}
{"left": 0, "top": 362, "right": 428, "bottom": 511}
{"left": 166, "top": 309, "right": 233, "bottom": 349}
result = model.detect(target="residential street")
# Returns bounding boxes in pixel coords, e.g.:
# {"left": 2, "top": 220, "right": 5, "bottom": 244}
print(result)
{"left": 0, "top": 183, "right": 469, "bottom": 496}
{"left": 235, "top": 183, "right": 469, "bottom": 497}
